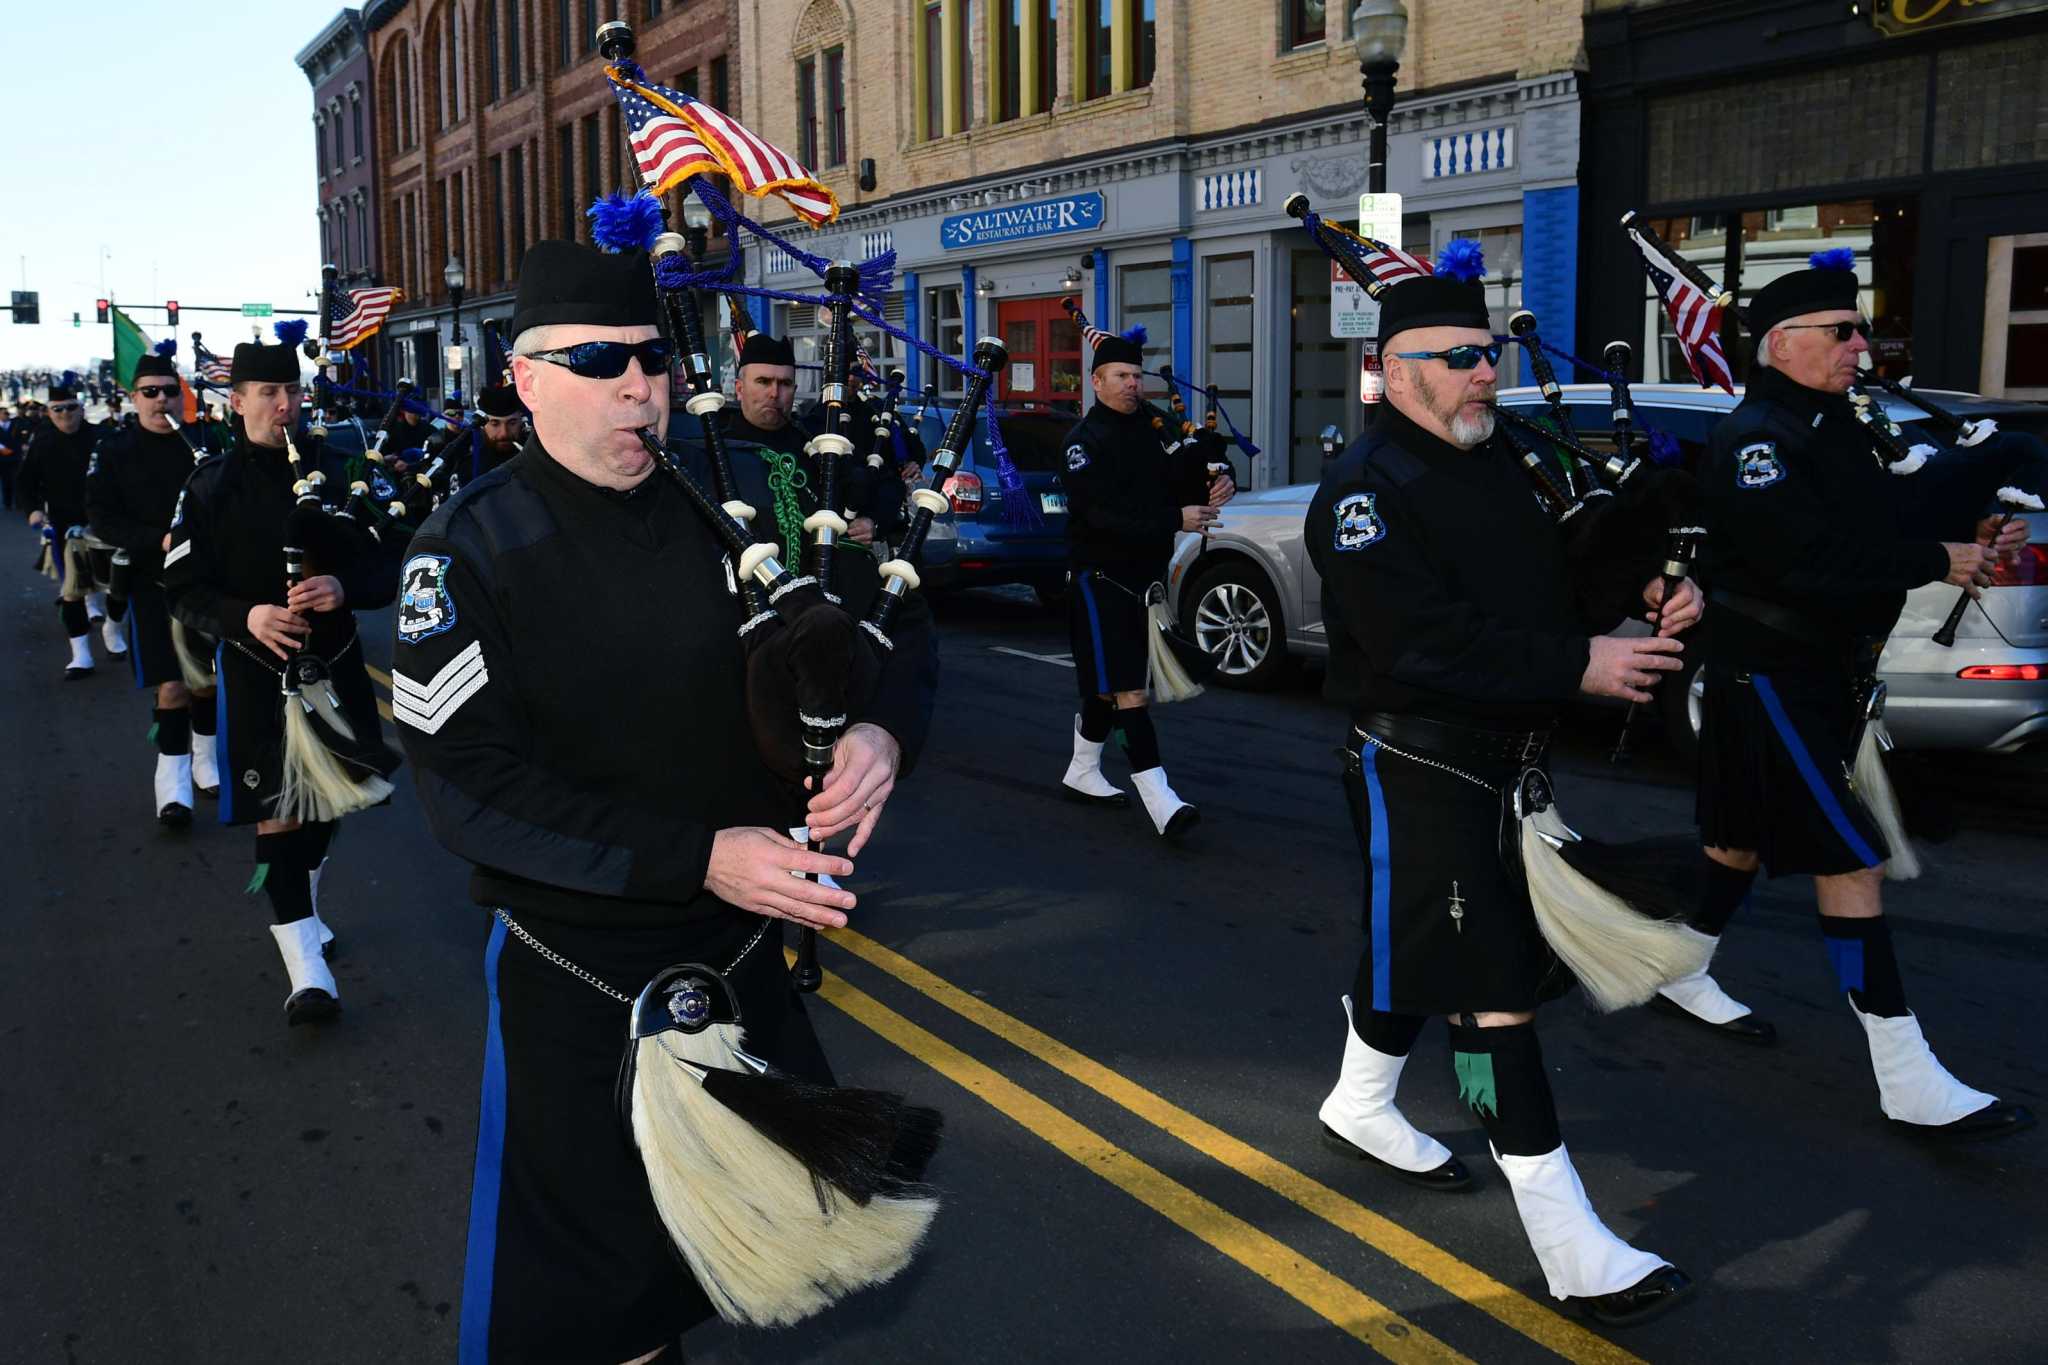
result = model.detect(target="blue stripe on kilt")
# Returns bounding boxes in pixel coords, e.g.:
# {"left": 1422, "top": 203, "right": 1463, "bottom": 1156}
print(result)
{"left": 127, "top": 613, "right": 144, "bottom": 689}
{"left": 214, "top": 643, "right": 233, "bottom": 825}
{"left": 1362, "top": 743, "right": 1393, "bottom": 1012}
{"left": 459, "top": 919, "right": 510, "bottom": 1365}
{"left": 1752, "top": 674, "right": 1882, "bottom": 868}
{"left": 1077, "top": 571, "right": 1110, "bottom": 693}
{"left": 1825, "top": 934, "right": 1866, "bottom": 993}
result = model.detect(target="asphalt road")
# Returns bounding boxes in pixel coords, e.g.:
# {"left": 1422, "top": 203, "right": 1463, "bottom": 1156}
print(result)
{"left": 4, "top": 570, "right": 2045, "bottom": 1365}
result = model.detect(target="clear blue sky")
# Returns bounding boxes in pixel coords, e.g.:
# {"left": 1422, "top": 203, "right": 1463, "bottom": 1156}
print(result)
{"left": 0, "top": 1, "right": 338, "bottom": 371}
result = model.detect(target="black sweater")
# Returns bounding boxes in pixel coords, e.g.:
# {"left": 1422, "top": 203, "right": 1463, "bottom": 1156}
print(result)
{"left": 18, "top": 423, "right": 98, "bottom": 529}
{"left": 1061, "top": 400, "right": 1211, "bottom": 582}
{"left": 395, "top": 436, "right": 937, "bottom": 930}
{"left": 86, "top": 424, "right": 197, "bottom": 572}
{"left": 1306, "top": 405, "right": 1652, "bottom": 731}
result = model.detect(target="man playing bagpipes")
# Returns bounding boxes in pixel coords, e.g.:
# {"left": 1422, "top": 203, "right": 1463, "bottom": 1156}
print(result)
{"left": 162, "top": 327, "right": 400, "bottom": 1027}
{"left": 87, "top": 346, "right": 224, "bottom": 826}
{"left": 19, "top": 380, "right": 126, "bottom": 676}
{"left": 1304, "top": 244, "right": 1707, "bottom": 1326}
{"left": 396, "top": 236, "right": 939, "bottom": 1363}
{"left": 471, "top": 383, "right": 526, "bottom": 477}
{"left": 1677, "top": 249, "right": 2033, "bottom": 1141}
{"left": 1058, "top": 320, "right": 1235, "bottom": 839}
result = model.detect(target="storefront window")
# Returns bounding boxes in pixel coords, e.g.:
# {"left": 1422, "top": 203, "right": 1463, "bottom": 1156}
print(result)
{"left": 927, "top": 285, "right": 965, "bottom": 396}
{"left": 1119, "top": 262, "right": 1172, "bottom": 394}
{"left": 1205, "top": 254, "right": 1255, "bottom": 449}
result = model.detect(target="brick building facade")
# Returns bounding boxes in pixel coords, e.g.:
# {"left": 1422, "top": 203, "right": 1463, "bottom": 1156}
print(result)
{"left": 736, "top": 0, "right": 1588, "bottom": 487}
{"left": 360, "top": 0, "right": 736, "bottom": 397}
{"left": 298, "top": 10, "right": 381, "bottom": 295}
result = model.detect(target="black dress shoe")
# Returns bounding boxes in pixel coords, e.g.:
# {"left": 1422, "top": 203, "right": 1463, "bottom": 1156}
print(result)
{"left": 158, "top": 802, "right": 192, "bottom": 830}
{"left": 1061, "top": 782, "right": 1130, "bottom": 809}
{"left": 1649, "top": 993, "right": 1777, "bottom": 1045}
{"left": 1902, "top": 1100, "right": 2036, "bottom": 1143}
{"left": 1320, "top": 1123, "right": 1474, "bottom": 1191}
{"left": 1568, "top": 1264, "right": 1693, "bottom": 1327}
{"left": 63, "top": 664, "right": 94, "bottom": 680}
{"left": 285, "top": 988, "right": 340, "bottom": 1027}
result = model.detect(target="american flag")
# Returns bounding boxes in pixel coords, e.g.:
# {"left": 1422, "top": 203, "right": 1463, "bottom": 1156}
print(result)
{"left": 606, "top": 66, "right": 838, "bottom": 227}
{"left": 196, "top": 348, "right": 231, "bottom": 387}
{"left": 1349, "top": 233, "right": 1435, "bottom": 287}
{"left": 330, "top": 286, "right": 403, "bottom": 350}
{"left": 1627, "top": 226, "right": 1733, "bottom": 393}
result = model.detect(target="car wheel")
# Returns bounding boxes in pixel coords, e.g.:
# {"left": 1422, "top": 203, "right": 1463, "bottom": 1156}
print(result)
{"left": 1183, "top": 560, "right": 1289, "bottom": 690}
{"left": 1661, "top": 656, "right": 1705, "bottom": 767}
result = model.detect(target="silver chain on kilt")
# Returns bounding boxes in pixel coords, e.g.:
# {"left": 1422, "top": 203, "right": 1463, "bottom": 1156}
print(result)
{"left": 490, "top": 906, "right": 774, "bottom": 1005}
{"left": 1352, "top": 729, "right": 1504, "bottom": 797}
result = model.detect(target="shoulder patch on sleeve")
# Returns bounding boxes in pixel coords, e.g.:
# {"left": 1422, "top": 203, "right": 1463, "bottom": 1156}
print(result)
{"left": 1735, "top": 441, "right": 1785, "bottom": 490}
{"left": 1064, "top": 443, "right": 1090, "bottom": 473}
{"left": 397, "top": 553, "right": 458, "bottom": 643}
{"left": 86, "top": 450, "right": 100, "bottom": 478}
{"left": 1331, "top": 491, "right": 1386, "bottom": 551}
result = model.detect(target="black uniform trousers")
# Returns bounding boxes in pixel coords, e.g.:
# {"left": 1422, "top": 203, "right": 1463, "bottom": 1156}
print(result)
{"left": 461, "top": 910, "right": 832, "bottom": 1365}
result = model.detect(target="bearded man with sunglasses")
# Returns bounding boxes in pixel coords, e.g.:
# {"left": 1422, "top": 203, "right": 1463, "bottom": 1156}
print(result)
{"left": 395, "top": 239, "right": 934, "bottom": 1365}
{"left": 1676, "top": 249, "right": 2032, "bottom": 1142}
{"left": 88, "top": 352, "right": 222, "bottom": 824}
{"left": 1304, "top": 250, "right": 1702, "bottom": 1326}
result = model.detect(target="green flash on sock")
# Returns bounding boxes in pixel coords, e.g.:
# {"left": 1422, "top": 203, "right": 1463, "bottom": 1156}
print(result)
{"left": 245, "top": 863, "right": 270, "bottom": 894}
{"left": 147, "top": 722, "right": 159, "bottom": 745}
{"left": 1454, "top": 1050, "right": 1498, "bottom": 1116}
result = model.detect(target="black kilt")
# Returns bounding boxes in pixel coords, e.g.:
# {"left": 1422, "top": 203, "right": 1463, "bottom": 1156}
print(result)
{"left": 123, "top": 581, "right": 181, "bottom": 689}
{"left": 1696, "top": 664, "right": 1887, "bottom": 878}
{"left": 213, "top": 628, "right": 396, "bottom": 827}
{"left": 1070, "top": 568, "right": 1152, "bottom": 697}
{"left": 459, "top": 911, "right": 833, "bottom": 1365}
{"left": 1341, "top": 736, "right": 1571, "bottom": 1017}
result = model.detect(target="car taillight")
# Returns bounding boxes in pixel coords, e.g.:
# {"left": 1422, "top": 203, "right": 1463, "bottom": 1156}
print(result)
{"left": 944, "top": 470, "right": 984, "bottom": 514}
{"left": 1990, "top": 544, "right": 2046, "bottom": 587}
{"left": 1957, "top": 664, "right": 2045, "bottom": 681}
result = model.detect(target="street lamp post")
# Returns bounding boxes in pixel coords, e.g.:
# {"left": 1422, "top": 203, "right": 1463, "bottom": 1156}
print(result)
{"left": 681, "top": 199, "right": 714, "bottom": 266}
{"left": 444, "top": 254, "right": 467, "bottom": 401}
{"left": 1353, "top": 0, "right": 1409, "bottom": 196}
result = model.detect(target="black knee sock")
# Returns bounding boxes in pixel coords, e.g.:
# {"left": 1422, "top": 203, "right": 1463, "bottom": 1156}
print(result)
{"left": 1079, "top": 695, "right": 1115, "bottom": 744}
{"left": 1115, "top": 706, "right": 1162, "bottom": 772}
{"left": 1820, "top": 915, "right": 1909, "bottom": 1016}
{"left": 1446, "top": 1020, "right": 1563, "bottom": 1156}
{"left": 154, "top": 707, "right": 192, "bottom": 757}
{"left": 253, "top": 833, "right": 314, "bottom": 924}
{"left": 290, "top": 820, "right": 336, "bottom": 872}
{"left": 1353, "top": 1007, "right": 1427, "bottom": 1058}
{"left": 1695, "top": 858, "right": 1758, "bottom": 937}
{"left": 190, "top": 695, "right": 217, "bottom": 738}
{"left": 59, "top": 599, "right": 88, "bottom": 637}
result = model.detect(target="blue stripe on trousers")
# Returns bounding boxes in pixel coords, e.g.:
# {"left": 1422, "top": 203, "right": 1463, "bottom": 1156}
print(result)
{"left": 458, "top": 919, "right": 510, "bottom": 1365}
{"left": 214, "top": 643, "right": 233, "bottom": 824}
{"left": 1362, "top": 744, "right": 1393, "bottom": 1012}
{"left": 1751, "top": 674, "right": 1883, "bottom": 869}
{"left": 127, "top": 612, "right": 144, "bottom": 689}
{"left": 1076, "top": 572, "right": 1110, "bottom": 694}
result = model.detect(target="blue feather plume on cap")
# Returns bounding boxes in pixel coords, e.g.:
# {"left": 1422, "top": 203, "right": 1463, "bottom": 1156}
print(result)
{"left": 1119, "top": 324, "right": 1148, "bottom": 346}
{"left": 273, "top": 318, "right": 309, "bottom": 347}
{"left": 154, "top": 338, "right": 177, "bottom": 357}
{"left": 1435, "top": 238, "right": 1487, "bottom": 283}
{"left": 1809, "top": 246, "right": 1856, "bottom": 271}
{"left": 589, "top": 190, "right": 666, "bottom": 253}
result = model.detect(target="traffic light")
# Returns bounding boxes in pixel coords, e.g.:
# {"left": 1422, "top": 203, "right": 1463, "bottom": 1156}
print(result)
{"left": 73, "top": 312, "right": 81, "bottom": 329}
{"left": 9, "top": 290, "right": 37, "bottom": 325}
{"left": 95, "top": 298, "right": 109, "bottom": 324}
{"left": 166, "top": 300, "right": 179, "bottom": 328}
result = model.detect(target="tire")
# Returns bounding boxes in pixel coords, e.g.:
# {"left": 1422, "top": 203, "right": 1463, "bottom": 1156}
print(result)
{"left": 1181, "top": 558, "right": 1290, "bottom": 690}
{"left": 1660, "top": 655, "right": 1705, "bottom": 768}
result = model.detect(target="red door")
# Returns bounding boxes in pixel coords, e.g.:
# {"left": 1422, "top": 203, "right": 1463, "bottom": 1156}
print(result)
{"left": 996, "top": 296, "right": 1084, "bottom": 416}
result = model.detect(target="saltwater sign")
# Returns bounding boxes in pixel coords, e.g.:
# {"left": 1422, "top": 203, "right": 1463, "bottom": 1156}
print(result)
{"left": 941, "top": 192, "right": 1105, "bottom": 251}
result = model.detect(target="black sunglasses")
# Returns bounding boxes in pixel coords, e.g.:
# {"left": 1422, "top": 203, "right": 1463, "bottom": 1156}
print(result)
{"left": 1780, "top": 319, "right": 1872, "bottom": 343}
{"left": 526, "top": 339, "right": 673, "bottom": 380}
{"left": 1390, "top": 341, "right": 1504, "bottom": 371}
{"left": 47, "top": 402, "right": 83, "bottom": 414}
{"left": 135, "top": 384, "right": 179, "bottom": 399}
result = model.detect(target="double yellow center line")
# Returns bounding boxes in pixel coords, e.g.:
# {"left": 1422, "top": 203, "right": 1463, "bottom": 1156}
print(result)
{"left": 361, "top": 663, "right": 1638, "bottom": 1361}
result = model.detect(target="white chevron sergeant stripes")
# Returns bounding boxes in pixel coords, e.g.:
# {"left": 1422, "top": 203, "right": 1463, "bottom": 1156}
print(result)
{"left": 162, "top": 540, "right": 192, "bottom": 568}
{"left": 392, "top": 640, "right": 489, "bottom": 735}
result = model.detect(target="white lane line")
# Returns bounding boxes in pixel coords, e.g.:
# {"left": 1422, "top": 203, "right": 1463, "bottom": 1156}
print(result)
{"left": 989, "top": 646, "right": 1075, "bottom": 668}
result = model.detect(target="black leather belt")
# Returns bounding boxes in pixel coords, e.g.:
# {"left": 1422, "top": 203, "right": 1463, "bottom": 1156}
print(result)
{"left": 1352, "top": 711, "right": 1551, "bottom": 769}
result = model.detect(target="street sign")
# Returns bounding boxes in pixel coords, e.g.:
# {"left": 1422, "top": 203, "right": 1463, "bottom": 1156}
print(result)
{"left": 1329, "top": 192, "right": 1404, "bottom": 340}
{"left": 241, "top": 303, "right": 274, "bottom": 318}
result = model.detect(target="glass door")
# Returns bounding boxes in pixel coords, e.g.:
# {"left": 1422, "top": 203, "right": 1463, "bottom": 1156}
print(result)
{"left": 996, "top": 296, "right": 1085, "bottom": 415}
{"left": 1982, "top": 233, "right": 2048, "bottom": 400}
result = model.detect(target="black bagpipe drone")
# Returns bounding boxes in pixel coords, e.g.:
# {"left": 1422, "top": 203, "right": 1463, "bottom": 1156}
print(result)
{"left": 1287, "top": 192, "right": 1726, "bottom": 1011}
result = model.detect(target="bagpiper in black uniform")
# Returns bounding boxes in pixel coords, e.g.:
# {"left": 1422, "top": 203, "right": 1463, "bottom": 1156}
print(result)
{"left": 19, "top": 383, "right": 125, "bottom": 675}
{"left": 1678, "top": 250, "right": 2033, "bottom": 1140}
{"left": 1303, "top": 256, "right": 1697, "bottom": 1325}
{"left": 1057, "top": 328, "right": 1233, "bottom": 839}
{"left": 396, "top": 242, "right": 935, "bottom": 1364}
{"left": 87, "top": 350, "right": 221, "bottom": 825}
{"left": 162, "top": 335, "right": 400, "bottom": 1026}
{"left": 470, "top": 383, "right": 526, "bottom": 478}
